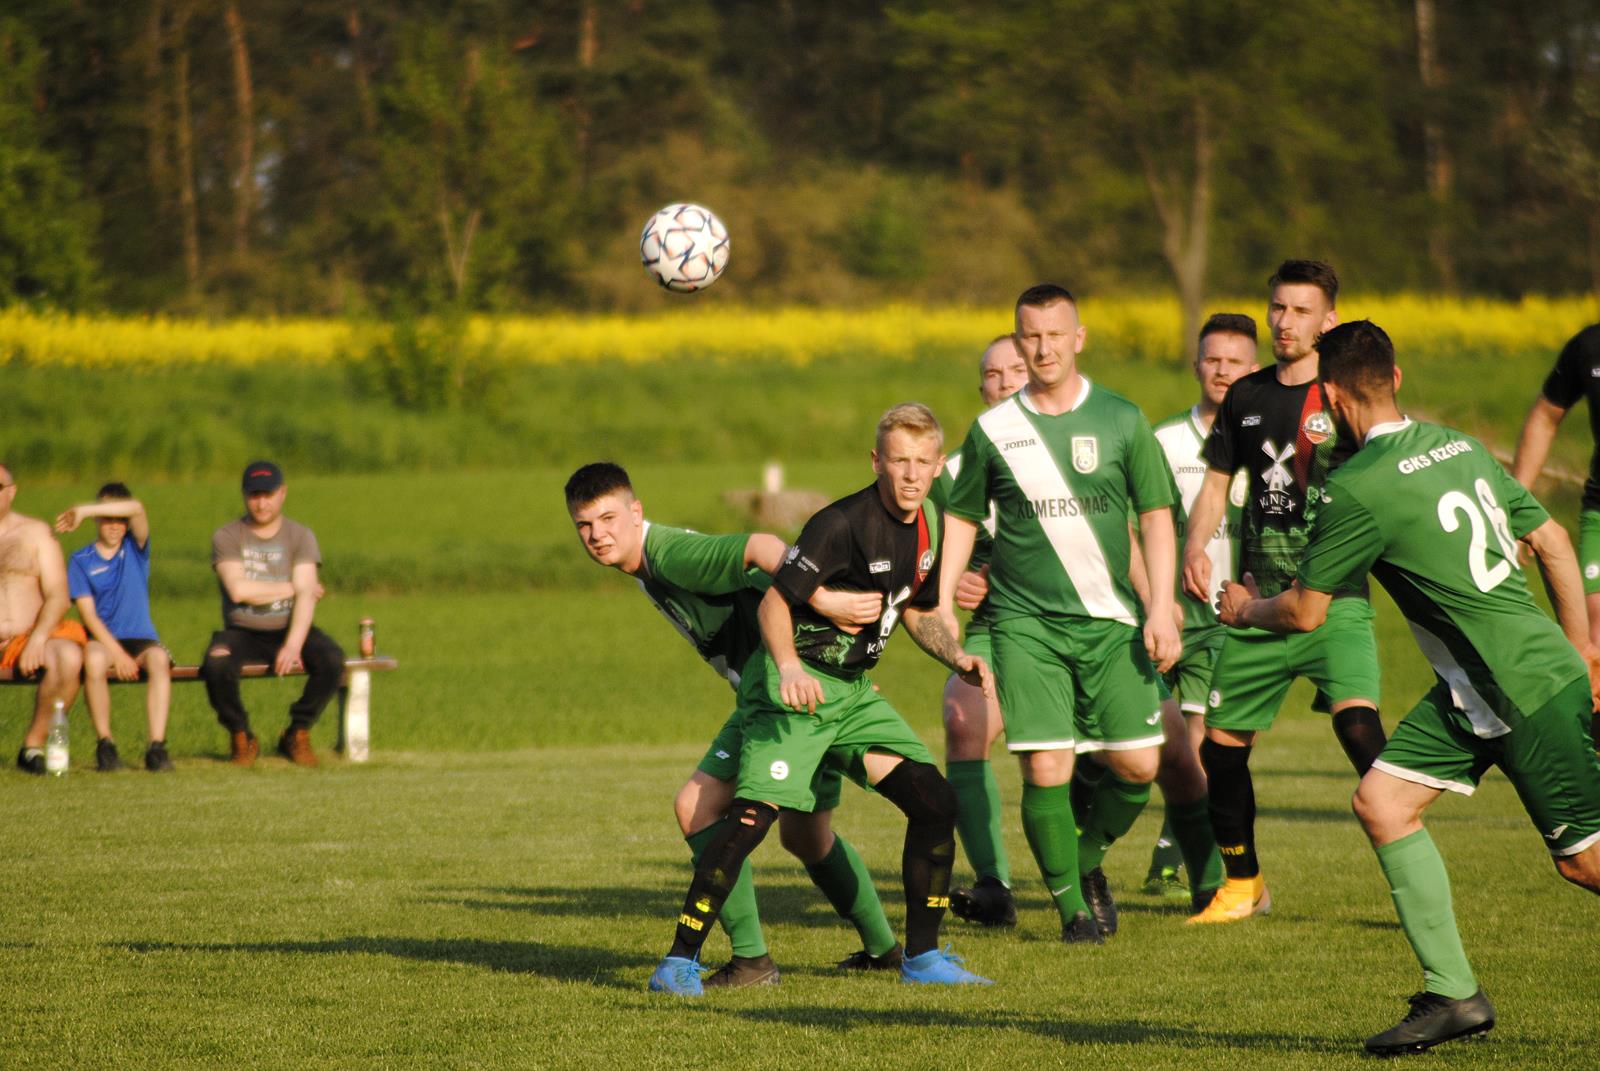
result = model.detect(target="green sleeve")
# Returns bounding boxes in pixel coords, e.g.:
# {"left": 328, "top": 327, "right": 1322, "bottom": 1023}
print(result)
{"left": 1297, "top": 486, "right": 1385, "bottom": 594}
{"left": 1126, "top": 412, "right": 1176, "bottom": 513}
{"left": 947, "top": 424, "right": 991, "bottom": 523}
{"left": 644, "top": 525, "right": 759, "bottom": 595}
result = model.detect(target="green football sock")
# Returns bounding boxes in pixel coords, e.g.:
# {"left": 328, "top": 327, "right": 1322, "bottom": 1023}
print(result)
{"left": 1021, "top": 781, "right": 1089, "bottom": 922}
{"left": 686, "top": 824, "right": 767, "bottom": 959}
{"left": 1375, "top": 829, "right": 1477, "bottom": 999}
{"left": 1166, "top": 797, "right": 1223, "bottom": 892}
{"left": 803, "top": 834, "right": 898, "bottom": 956}
{"left": 1069, "top": 758, "right": 1106, "bottom": 833}
{"left": 947, "top": 759, "right": 1011, "bottom": 885}
{"left": 1076, "top": 775, "right": 1151, "bottom": 874}
{"left": 1146, "top": 814, "right": 1185, "bottom": 874}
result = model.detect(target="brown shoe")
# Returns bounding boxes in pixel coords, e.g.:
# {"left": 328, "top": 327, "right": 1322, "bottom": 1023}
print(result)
{"left": 277, "top": 727, "right": 317, "bottom": 767}
{"left": 230, "top": 731, "right": 259, "bottom": 766}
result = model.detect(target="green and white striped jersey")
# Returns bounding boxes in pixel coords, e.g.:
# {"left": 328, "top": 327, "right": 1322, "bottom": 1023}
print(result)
{"left": 948, "top": 379, "right": 1174, "bottom": 624}
{"left": 1153, "top": 406, "right": 1246, "bottom": 631}
{"left": 636, "top": 522, "right": 767, "bottom": 689}
{"left": 1298, "top": 419, "right": 1585, "bottom": 733}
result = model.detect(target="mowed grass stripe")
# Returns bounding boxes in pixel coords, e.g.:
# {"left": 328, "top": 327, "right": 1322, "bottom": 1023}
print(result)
{"left": 0, "top": 733, "right": 1593, "bottom": 1069}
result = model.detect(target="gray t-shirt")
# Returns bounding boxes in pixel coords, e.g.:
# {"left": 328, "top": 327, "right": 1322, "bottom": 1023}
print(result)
{"left": 212, "top": 518, "right": 322, "bottom": 631}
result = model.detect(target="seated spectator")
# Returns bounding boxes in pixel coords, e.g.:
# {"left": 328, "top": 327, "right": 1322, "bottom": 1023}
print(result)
{"left": 56, "top": 483, "right": 174, "bottom": 772}
{"left": 0, "top": 461, "right": 87, "bottom": 774}
{"left": 202, "top": 460, "right": 342, "bottom": 767}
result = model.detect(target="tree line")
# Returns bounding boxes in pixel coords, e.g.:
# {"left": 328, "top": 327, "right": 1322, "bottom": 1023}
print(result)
{"left": 3, "top": 1, "right": 1599, "bottom": 353}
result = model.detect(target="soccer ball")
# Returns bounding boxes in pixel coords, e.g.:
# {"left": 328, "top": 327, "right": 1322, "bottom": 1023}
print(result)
{"left": 639, "top": 203, "right": 730, "bottom": 292}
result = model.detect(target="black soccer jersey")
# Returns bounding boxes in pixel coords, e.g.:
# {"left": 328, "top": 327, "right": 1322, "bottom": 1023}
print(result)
{"left": 770, "top": 484, "right": 941, "bottom": 681}
{"left": 1202, "top": 365, "right": 1357, "bottom": 597}
{"left": 1539, "top": 324, "right": 1600, "bottom": 510}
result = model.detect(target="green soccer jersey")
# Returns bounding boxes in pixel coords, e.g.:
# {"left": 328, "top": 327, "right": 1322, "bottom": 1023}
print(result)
{"left": 931, "top": 448, "right": 994, "bottom": 571}
{"left": 948, "top": 379, "right": 1175, "bottom": 625}
{"left": 1297, "top": 419, "right": 1586, "bottom": 734}
{"left": 636, "top": 522, "right": 767, "bottom": 688}
{"left": 1153, "top": 406, "right": 1246, "bottom": 631}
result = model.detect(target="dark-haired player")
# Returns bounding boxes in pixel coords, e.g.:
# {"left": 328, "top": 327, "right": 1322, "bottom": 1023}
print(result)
{"left": 1512, "top": 321, "right": 1600, "bottom": 751}
{"left": 565, "top": 462, "right": 900, "bottom": 988}
{"left": 1183, "top": 260, "right": 1387, "bottom": 923}
{"left": 1219, "top": 320, "right": 1600, "bottom": 1055}
{"left": 1137, "top": 313, "right": 1259, "bottom": 903}
{"left": 649, "top": 403, "right": 994, "bottom": 994}
{"left": 939, "top": 284, "right": 1182, "bottom": 944}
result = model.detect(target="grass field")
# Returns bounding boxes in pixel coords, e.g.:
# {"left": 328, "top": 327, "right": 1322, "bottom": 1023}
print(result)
{"left": 5, "top": 332, "right": 1599, "bottom": 1066}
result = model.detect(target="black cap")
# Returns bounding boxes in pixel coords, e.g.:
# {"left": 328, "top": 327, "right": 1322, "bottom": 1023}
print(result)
{"left": 241, "top": 460, "right": 284, "bottom": 494}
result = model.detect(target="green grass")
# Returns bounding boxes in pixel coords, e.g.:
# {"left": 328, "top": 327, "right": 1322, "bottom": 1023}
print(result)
{"left": 0, "top": 725, "right": 1593, "bottom": 1069}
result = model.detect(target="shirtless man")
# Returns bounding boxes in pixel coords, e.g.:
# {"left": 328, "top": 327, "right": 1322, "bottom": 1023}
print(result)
{"left": 0, "top": 462, "right": 88, "bottom": 774}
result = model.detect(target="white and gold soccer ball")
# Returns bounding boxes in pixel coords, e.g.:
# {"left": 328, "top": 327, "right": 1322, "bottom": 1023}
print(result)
{"left": 639, "top": 203, "right": 730, "bottom": 292}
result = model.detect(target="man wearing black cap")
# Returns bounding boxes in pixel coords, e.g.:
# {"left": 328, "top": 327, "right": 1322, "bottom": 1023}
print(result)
{"left": 201, "top": 460, "right": 343, "bottom": 766}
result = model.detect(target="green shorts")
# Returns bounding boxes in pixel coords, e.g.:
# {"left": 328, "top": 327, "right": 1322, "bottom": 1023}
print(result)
{"left": 1164, "top": 623, "right": 1225, "bottom": 715}
{"left": 734, "top": 654, "right": 935, "bottom": 812}
{"left": 992, "top": 615, "right": 1163, "bottom": 754}
{"left": 698, "top": 708, "right": 844, "bottom": 812}
{"left": 1373, "top": 676, "right": 1600, "bottom": 857}
{"left": 1580, "top": 510, "right": 1600, "bottom": 596}
{"left": 1205, "top": 597, "right": 1381, "bottom": 734}
{"left": 963, "top": 616, "right": 993, "bottom": 665}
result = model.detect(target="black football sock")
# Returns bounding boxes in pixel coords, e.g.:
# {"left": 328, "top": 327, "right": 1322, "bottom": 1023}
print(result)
{"left": 874, "top": 761, "right": 959, "bottom": 958}
{"left": 1199, "top": 738, "right": 1258, "bottom": 880}
{"left": 1331, "top": 705, "right": 1387, "bottom": 776}
{"left": 1069, "top": 756, "right": 1106, "bottom": 832}
{"left": 667, "top": 800, "right": 776, "bottom": 960}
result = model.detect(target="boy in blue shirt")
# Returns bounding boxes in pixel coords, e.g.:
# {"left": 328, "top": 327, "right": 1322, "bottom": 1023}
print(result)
{"left": 56, "top": 483, "right": 174, "bottom": 772}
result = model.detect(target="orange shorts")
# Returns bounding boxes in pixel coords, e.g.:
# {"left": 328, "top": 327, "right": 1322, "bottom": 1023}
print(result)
{"left": 0, "top": 620, "right": 89, "bottom": 670}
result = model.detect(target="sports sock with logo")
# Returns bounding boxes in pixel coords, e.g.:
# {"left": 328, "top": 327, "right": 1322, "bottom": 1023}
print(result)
{"left": 1166, "top": 796, "right": 1224, "bottom": 893}
{"left": 1199, "top": 738, "right": 1259, "bottom": 879}
{"left": 1147, "top": 815, "right": 1185, "bottom": 874}
{"left": 685, "top": 823, "right": 766, "bottom": 959}
{"left": 669, "top": 801, "right": 777, "bottom": 961}
{"left": 947, "top": 759, "right": 1011, "bottom": 885}
{"left": 1375, "top": 828, "right": 1478, "bottom": 999}
{"left": 803, "top": 834, "right": 898, "bottom": 957}
{"left": 1076, "top": 774, "right": 1151, "bottom": 873}
{"left": 873, "top": 761, "right": 958, "bottom": 958}
{"left": 1021, "top": 781, "right": 1089, "bottom": 922}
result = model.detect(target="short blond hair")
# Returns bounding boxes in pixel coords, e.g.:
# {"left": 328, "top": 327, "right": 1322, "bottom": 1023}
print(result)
{"left": 876, "top": 402, "right": 943, "bottom": 453}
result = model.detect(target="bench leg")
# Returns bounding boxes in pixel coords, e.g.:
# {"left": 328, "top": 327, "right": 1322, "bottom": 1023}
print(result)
{"left": 342, "top": 670, "right": 371, "bottom": 762}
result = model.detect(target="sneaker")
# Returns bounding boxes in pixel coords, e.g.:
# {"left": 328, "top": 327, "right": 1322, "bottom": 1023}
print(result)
{"left": 837, "top": 945, "right": 903, "bottom": 971}
{"left": 702, "top": 954, "right": 780, "bottom": 989}
{"left": 144, "top": 742, "right": 175, "bottom": 772}
{"left": 1082, "top": 867, "right": 1118, "bottom": 937}
{"left": 277, "top": 727, "right": 317, "bottom": 767}
{"left": 1141, "top": 865, "right": 1190, "bottom": 900}
{"left": 229, "top": 731, "right": 259, "bottom": 766}
{"left": 1186, "top": 875, "right": 1270, "bottom": 924}
{"left": 899, "top": 945, "right": 992, "bottom": 986}
{"left": 1364, "top": 989, "right": 1496, "bottom": 1056}
{"left": 95, "top": 738, "right": 124, "bottom": 772}
{"left": 1060, "top": 910, "right": 1104, "bottom": 945}
{"left": 15, "top": 747, "right": 45, "bottom": 776}
{"left": 647, "top": 955, "right": 707, "bottom": 996}
{"left": 949, "top": 876, "right": 1017, "bottom": 927}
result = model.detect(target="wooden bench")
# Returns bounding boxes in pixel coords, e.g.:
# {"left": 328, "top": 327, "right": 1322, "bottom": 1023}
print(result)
{"left": 0, "top": 654, "right": 398, "bottom": 762}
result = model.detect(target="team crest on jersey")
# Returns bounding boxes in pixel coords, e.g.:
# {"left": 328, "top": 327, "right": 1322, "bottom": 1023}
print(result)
{"left": 1586, "top": 563, "right": 1599, "bottom": 580}
{"left": 1303, "top": 410, "right": 1334, "bottom": 445}
{"left": 1228, "top": 467, "right": 1249, "bottom": 508}
{"left": 918, "top": 549, "right": 935, "bottom": 575}
{"left": 1071, "top": 436, "right": 1098, "bottom": 473}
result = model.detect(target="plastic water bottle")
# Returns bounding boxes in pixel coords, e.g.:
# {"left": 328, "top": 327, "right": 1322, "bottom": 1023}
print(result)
{"left": 45, "top": 700, "right": 68, "bottom": 776}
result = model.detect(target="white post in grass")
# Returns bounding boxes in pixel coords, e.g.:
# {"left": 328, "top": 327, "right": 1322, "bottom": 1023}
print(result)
{"left": 344, "top": 669, "right": 371, "bottom": 762}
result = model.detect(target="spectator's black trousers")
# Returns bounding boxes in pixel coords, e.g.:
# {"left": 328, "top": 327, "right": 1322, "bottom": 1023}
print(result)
{"left": 201, "top": 625, "right": 346, "bottom": 734}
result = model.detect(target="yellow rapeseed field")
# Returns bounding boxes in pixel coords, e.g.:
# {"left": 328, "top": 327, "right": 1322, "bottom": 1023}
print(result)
{"left": 2, "top": 295, "right": 1594, "bottom": 368}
